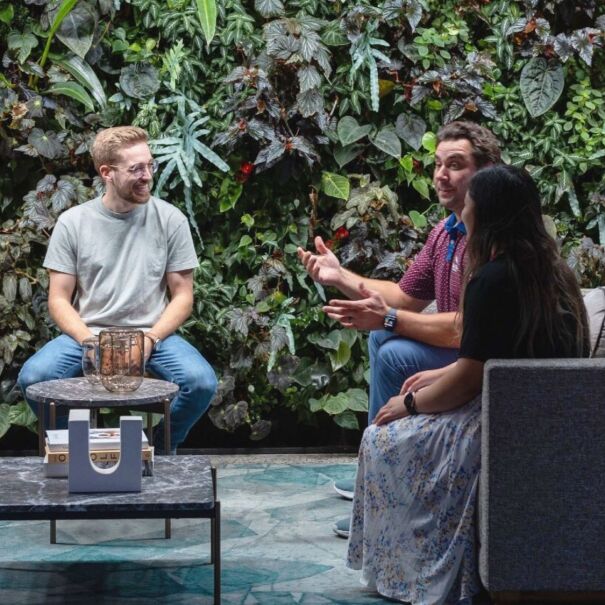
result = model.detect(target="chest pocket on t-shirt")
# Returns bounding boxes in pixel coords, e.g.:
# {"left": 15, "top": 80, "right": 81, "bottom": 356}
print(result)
{"left": 146, "top": 240, "right": 168, "bottom": 278}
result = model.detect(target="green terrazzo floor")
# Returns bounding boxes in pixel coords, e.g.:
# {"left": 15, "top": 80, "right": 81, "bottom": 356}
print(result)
{"left": 0, "top": 457, "right": 388, "bottom": 604}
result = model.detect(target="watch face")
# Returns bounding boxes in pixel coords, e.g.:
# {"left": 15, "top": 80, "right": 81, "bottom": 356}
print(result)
{"left": 384, "top": 310, "right": 397, "bottom": 331}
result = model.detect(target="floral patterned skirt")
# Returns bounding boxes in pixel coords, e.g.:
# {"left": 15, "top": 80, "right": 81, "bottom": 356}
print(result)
{"left": 346, "top": 397, "right": 482, "bottom": 605}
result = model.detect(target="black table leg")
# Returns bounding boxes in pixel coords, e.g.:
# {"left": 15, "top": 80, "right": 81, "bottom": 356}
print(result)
{"left": 38, "top": 402, "right": 45, "bottom": 456}
{"left": 213, "top": 500, "right": 221, "bottom": 605}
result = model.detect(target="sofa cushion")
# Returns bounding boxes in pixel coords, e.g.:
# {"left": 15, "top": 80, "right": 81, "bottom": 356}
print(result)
{"left": 583, "top": 287, "right": 605, "bottom": 357}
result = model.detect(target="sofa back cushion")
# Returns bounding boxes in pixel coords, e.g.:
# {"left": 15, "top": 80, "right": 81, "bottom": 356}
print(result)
{"left": 583, "top": 287, "right": 605, "bottom": 357}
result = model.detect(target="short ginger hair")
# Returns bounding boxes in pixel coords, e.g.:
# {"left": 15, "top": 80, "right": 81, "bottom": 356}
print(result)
{"left": 91, "top": 126, "right": 149, "bottom": 172}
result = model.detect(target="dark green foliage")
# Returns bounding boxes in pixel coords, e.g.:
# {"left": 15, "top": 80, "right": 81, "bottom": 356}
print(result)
{"left": 1, "top": 0, "right": 604, "bottom": 442}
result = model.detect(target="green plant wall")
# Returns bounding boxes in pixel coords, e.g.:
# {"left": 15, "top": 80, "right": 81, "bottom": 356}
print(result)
{"left": 1, "top": 0, "right": 604, "bottom": 443}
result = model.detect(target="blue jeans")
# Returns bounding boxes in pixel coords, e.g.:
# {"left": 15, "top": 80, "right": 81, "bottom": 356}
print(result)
{"left": 17, "top": 333, "right": 217, "bottom": 449}
{"left": 368, "top": 330, "right": 459, "bottom": 423}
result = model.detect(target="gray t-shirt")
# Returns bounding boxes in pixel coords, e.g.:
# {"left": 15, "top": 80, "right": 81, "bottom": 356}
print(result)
{"left": 44, "top": 196, "right": 199, "bottom": 332}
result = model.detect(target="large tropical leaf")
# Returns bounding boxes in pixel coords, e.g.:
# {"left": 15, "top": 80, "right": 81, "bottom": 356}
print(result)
{"left": 38, "top": 0, "right": 78, "bottom": 70}
{"left": 395, "top": 113, "right": 426, "bottom": 151}
{"left": 120, "top": 63, "right": 160, "bottom": 99}
{"left": 194, "top": 0, "right": 217, "bottom": 48}
{"left": 371, "top": 127, "right": 402, "bottom": 158}
{"left": 337, "top": 116, "right": 372, "bottom": 146}
{"left": 52, "top": 54, "right": 107, "bottom": 108}
{"left": 56, "top": 1, "right": 97, "bottom": 58}
{"left": 46, "top": 81, "right": 95, "bottom": 113}
{"left": 321, "top": 172, "right": 350, "bottom": 200}
{"left": 520, "top": 58, "right": 564, "bottom": 118}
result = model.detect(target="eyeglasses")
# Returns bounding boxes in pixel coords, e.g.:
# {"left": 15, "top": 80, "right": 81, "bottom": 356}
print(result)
{"left": 109, "top": 160, "right": 159, "bottom": 178}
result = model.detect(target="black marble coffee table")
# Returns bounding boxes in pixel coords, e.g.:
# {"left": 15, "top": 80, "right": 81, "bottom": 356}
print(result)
{"left": 0, "top": 455, "right": 221, "bottom": 604}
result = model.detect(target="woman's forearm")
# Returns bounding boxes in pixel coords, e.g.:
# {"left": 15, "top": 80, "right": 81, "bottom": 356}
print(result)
{"left": 413, "top": 358, "right": 484, "bottom": 414}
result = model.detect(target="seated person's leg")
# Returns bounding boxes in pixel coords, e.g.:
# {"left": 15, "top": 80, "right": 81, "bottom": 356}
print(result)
{"left": 145, "top": 334, "right": 217, "bottom": 451}
{"left": 17, "top": 334, "right": 84, "bottom": 429}
{"left": 368, "top": 330, "right": 458, "bottom": 423}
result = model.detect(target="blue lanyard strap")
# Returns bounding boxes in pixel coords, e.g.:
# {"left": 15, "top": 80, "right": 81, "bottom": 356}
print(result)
{"left": 444, "top": 214, "right": 466, "bottom": 263}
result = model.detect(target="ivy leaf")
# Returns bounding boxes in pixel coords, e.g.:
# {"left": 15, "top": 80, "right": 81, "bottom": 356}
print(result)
{"left": 333, "top": 410, "right": 359, "bottom": 430}
{"left": 395, "top": 113, "right": 426, "bottom": 151}
{"left": 8, "top": 400, "right": 37, "bottom": 428}
{"left": 0, "top": 4, "right": 14, "bottom": 25}
{"left": 371, "top": 127, "right": 401, "bottom": 158}
{"left": 56, "top": 1, "right": 97, "bottom": 58}
{"left": 412, "top": 179, "right": 430, "bottom": 200}
{"left": 421, "top": 132, "right": 437, "bottom": 153}
{"left": 329, "top": 340, "right": 351, "bottom": 371}
{"left": 520, "top": 58, "right": 564, "bottom": 118}
{"left": 28, "top": 128, "right": 65, "bottom": 159}
{"left": 194, "top": 0, "right": 217, "bottom": 48}
{"left": 46, "top": 82, "right": 95, "bottom": 113}
{"left": 321, "top": 172, "right": 350, "bottom": 200}
{"left": 120, "top": 63, "right": 160, "bottom": 99}
{"left": 337, "top": 116, "right": 372, "bottom": 146}
{"left": 7, "top": 32, "right": 38, "bottom": 64}
{"left": 254, "top": 0, "right": 285, "bottom": 18}
{"left": 344, "top": 388, "right": 369, "bottom": 412}
{"left": 409, "top": 210, "right": 427, "bottom": 228}
{"left": 334, "top": 144, "right": 364, "bottom": 168}
{"left": 0, "top": 404, "right": 9, "bottom": 439}
{"left": 308, "top": 329, "right": 341, "bottom": 351}
{"left": 297, "top": 65, "right": 321, "bottom": 93}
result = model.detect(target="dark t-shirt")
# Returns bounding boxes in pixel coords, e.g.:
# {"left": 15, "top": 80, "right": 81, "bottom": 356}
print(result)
{"left": 459, "top": 257, "right": 583, "bottom": 361}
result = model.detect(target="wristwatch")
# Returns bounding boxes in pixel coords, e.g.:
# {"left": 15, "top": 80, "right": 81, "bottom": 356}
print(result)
{"left": 403, "top": 391, "right": 419, "bottom": 416}
{"left": 383, "top": 308, "right": 398, "bottom": 332}
{"left": 145, "top": 332, "right": 162, "bottom": 351}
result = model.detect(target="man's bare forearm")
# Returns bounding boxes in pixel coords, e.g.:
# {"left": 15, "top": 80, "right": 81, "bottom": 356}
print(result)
{"left": 48, "top": 298, "right": 93, "bottom": 344}
{"left": 394, "top": 309, "right": 461, "bottom": 348}
{"left": 334, "top": 268, "right": 421, "bottom": 309}
{"left": 147, "top": 294, "right": 192, "bottom": 340}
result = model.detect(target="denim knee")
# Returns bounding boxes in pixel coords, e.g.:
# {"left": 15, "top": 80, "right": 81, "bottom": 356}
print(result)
{"left": 180, "top": 367, "right": 218, "bottom": 412}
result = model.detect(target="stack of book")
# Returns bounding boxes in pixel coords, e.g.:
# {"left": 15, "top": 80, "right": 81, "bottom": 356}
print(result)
{"left": 43, "top": 427, "right": 154, "bottom": 478}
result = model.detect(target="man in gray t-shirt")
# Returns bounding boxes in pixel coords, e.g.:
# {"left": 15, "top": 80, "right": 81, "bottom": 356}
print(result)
{"left": 18, "top": 126, "right": 217, "bottom": 450}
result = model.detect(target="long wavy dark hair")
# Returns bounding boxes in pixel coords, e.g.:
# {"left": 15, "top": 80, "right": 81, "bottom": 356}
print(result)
{"left": 464, "top": 164, "right": 589, "bottom": 357}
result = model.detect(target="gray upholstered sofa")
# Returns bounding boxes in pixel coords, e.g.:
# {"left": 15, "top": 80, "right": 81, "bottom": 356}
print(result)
{"left": 478, "top": 288, "right": 605, "bottom": 604}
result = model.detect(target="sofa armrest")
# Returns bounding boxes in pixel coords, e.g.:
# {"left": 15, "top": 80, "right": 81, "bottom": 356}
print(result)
{"left": 479, "top": 358, "right": 605, "bottom": 592}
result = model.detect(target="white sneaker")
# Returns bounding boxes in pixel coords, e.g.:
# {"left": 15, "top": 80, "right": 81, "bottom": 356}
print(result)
{"left": 333, "top": 479, "right": 354, "bottom": 500}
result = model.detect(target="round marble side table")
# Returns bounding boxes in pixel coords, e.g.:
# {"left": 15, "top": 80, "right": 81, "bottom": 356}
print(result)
{"left": 27, "top": 377, "right": 180, "bottom": 540}
{"left": 27, "top": 377, "right": 179, "bottom": 456}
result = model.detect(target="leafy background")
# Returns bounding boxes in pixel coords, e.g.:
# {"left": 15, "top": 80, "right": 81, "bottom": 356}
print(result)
{"left": 1, "top": 0, "right": 604, "bottom": 446}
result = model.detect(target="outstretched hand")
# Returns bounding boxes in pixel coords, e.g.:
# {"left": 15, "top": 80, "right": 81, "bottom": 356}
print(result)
{"left": 297, "top": 236, "right": 342, "bottom": 287}
{"left": 323, "top": 282, "right": 389, "bottom": 331}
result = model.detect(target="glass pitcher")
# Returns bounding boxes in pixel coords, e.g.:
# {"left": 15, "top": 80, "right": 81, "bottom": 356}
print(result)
{"left": 99, "top": 328, "right": 144, "bottom": 392}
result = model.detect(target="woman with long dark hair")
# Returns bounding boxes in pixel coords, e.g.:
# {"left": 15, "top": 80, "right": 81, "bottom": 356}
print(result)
{"left": 346, "top": 164, "right": 588, "bottom": 604}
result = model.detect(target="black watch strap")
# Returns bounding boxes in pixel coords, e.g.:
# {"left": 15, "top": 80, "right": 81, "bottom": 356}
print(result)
{"left": 403, "top": 391, "right": 419, "bottom": 416}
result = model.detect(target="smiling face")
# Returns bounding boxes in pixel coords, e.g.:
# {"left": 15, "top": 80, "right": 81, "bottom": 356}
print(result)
{"left": 103, "top": 142, "right": 154, "bottom": 207}
{"left": 433, "top": 139, "right": 478, "bottom": 218}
